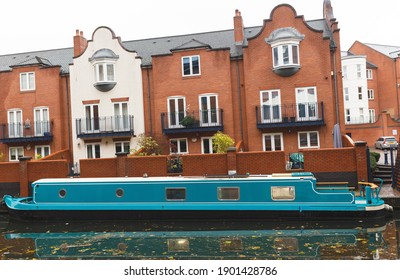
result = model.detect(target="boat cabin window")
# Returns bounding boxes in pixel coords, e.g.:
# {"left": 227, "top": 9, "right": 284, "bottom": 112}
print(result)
{"left": 271, "top": 186, "right": 295, "bottom": 200}
{"left": 218, "top": 187, "right": 240, "bottom": 200}
{"left": 59, "top": 189, "right": 67, "bottom": 198}
{"left": 166, "top": 188, "right": 186, "bottom": 201}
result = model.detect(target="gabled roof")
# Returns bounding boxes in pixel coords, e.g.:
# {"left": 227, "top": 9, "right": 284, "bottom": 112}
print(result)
{"left": 364, "top": 43, "right": 400, "bottom": 59}
{"left": 0, "top": 17, "right": 333, "bottom": 74}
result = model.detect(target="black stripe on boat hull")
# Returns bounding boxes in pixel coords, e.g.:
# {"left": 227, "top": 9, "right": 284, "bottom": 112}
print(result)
{"left": 7, "top": 208, "right": 390, "bottom": 221}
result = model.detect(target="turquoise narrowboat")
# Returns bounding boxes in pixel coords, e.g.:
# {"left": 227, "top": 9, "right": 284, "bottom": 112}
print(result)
{"left": 2, "top": 172, "right": 393, "bottom": 220}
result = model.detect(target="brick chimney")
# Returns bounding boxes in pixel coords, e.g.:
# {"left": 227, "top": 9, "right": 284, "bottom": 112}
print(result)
{"left": 233, "top": 9, "right": 244, "bottom": 44}
{"left": 73, "top": 29, "right": 87, "bottom": 57}
{"left": 323, "top": 0, "right": 335, "bottom": 25}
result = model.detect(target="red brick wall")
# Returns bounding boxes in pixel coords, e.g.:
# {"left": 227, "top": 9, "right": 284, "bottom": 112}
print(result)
{"left": 182, "top": 154, "right": 228, "bottom": 176}
{"left": 237, "top": 151, "right": 286, "bottom": 174}
{"left": 80, "top": 158, "right": 117, "bottom": 177}
{"left": 126, "top": 156, "right": 168, "bottom": 177}
{"left": 0, "top": 162, "right": 19, "bottom": 182}
{"left": 302, "top": 148, "right": 356, "bottom": 172}
{"left": 28, "top": 160, "right": 69, "bottom": 182}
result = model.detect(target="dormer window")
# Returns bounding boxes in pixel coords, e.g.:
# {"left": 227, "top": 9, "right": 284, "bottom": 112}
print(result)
{"left": 272, "top": 43, "right": 299, "bottom": 68}
{"left": 20, "top": 72, "right": 35, "bottom": 91}
{"left": 89, "top": 48, "right": 119, "bottom": 92}
{"left": 182, "top": 55, "right": 200, "bottom": 77}
{"left": 95, "top": 63, "right": 115, "bottom": 83}
{"left": 266, "top": 27, "right": 304, "bottom": 77}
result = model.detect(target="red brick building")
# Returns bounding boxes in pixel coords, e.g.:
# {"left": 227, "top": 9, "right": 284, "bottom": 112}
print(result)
{"left": 0, "top": 52, "right": 71, "bottom": 162}
{"left": 345, "top": 41, "right": 400, "bottom": 145}
{"left": 0, "top": 0, "right": 345, "bottom": 163}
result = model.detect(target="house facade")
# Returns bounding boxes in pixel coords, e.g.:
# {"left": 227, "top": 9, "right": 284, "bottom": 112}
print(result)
{"left": 69, "top": 27, "right": 145, "bottom": 165}
{"left": 342, "top": 42, "right": 400, "bottom": 145}
{"left": 0, "top": 0, "right": 349, "bottom": 164}
{"left": 0, "top": 52, "right": 71, "bottom": 161}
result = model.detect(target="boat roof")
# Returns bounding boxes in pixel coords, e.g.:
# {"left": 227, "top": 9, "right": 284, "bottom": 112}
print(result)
{"left": 34, "top": 173, "right": 315, "bottom": 184}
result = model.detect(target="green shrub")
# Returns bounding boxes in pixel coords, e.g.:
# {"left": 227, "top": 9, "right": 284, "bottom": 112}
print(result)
{"left": 212, "top": 131, "right": 235, "bottom": 153}
{"left": 370, "top": 151, "right": 380, "bottom": 163}
{"left": 370, "top": 154, "right": 377, "bottom": 172}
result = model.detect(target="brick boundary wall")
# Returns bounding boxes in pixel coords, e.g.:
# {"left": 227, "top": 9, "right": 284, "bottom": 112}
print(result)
{"left": 0, "top": 141, "right": 370, "bottom": 197}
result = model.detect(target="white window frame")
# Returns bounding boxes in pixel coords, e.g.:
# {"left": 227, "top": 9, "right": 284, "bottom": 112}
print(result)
{"left": 94, "top": 61, "right": 115, "bottom": 83}
{"left": 272, "top": 41, "right": 300, "bottom": 68}
{"left": 260, "top": 90, "right": 281, "bottom": 123}
{"left": 262, "top": 133, "right": 284, "bottom": 151}
{"left": 34, "top": 107, "right": 49, "bottom": 136}
{"left": 167, "top": 96, "right": 186, "bottom": 128}
{"left": 345, "top": 109, "right": 351, "bottom": 123}
{"left": 20, "top": 72, "right": 35, "bottom": 91}
{"left": 113, "top": 102, "right": 129, "bottom": 131}
{"left": 344, "top": 88, "right": 349, "bottom": 101}
{"left": 359, "top": 108, "right": 365, "bottom": 123}
{"left": 86, "top": 143, "right": 101, "bottom": 159}
{"left": 182, "top": 55, "right": 200, "bottom": 77}
{"left": 9, "top": 147, "right": 24, "bottom": 161}
{"left": 35, "top": 145, "right": 51, "bottom": 159}
{"left": 358, "top": 87, "right": 363, "bottom": 100}
{"left": 369, "top": 109, "right": 376, "bottom": 123}
{"left": 8, "top": 109, "right": 23, "bottom": 138}
{"left": 115, "top": 141, "right": 130, "bottom": 154}
{"left": 199, "top": 94, "right": 219, "bottom": 126}
{"left": 170, "top": 138, "right": 188, "bottom": 154}
{"left": 201, "top": 137, "right": 215, "bottom": 154}
{"left": 342, "top": 66, "right": 348, "bottom": 80}
{"left": 366, "top": 69, "right": 373, "bottom": 80}
{"left": 298, "top": 131, "right": 320, "bottom": 149}
{"left": 367, "top": 89, "right": 374, "bottom": 100}
{"left": 357, "top": 64, "right": 362, "bottom": 79}
{"left": 295, "top": 87, "right": 318, "bottom": 121}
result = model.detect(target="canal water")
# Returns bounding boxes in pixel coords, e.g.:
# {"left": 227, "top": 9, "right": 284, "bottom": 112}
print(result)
{"left": 0, "top": 214, "right": 398, "bottom": 260}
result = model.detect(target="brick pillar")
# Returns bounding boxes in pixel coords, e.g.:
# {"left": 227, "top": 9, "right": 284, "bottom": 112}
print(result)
{"left": 227, "top": 147, "right": 237, "bottom": 175}
{"left": 354, "top": 141, "right": 368, "bottom": 183}
{"left": 116, "top": 152, "right": 128, "bottom": 177}
{"left": 19, "top": 156, "right": 32, "bottom": 197}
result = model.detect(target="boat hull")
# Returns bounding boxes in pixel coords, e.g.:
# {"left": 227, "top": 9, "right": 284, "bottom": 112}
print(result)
{"left": 7, "top": 208, "right": 389, "bottom": 221}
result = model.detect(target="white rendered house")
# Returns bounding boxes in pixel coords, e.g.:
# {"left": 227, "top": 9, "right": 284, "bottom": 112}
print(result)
{"left": 69, "top": 27, "right": 145, "bottom": 167}
{"left": 341, "top": 53, "right": 370, "bottom": 124}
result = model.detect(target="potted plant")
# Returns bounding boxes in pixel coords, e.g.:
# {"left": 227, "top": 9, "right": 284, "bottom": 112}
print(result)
{"left": 180, "top": 115, "right": 198, "bottom": 127}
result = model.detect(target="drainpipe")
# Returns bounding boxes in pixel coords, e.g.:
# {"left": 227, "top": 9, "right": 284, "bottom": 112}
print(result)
{"left": 146, "top": 67, "right": 153, "bottom": 136}
{"left": 65, "top": 74, "right": 72, "bottom": 161}
{"left": 395, "top": 57, "right": 399, "bottom": 118}
{"left": 331, "top": 47, "right": 339, "bottom": 124}
{"left": 235, "top": 58, "right": 244, "bottom": 143}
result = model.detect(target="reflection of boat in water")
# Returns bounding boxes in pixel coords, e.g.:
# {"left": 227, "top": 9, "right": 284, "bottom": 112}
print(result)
{"left": 3, "top": 220, "right": 388, "bottom": 260}
{"left": 2, "top": 173, "right": 393, "bottom": 220}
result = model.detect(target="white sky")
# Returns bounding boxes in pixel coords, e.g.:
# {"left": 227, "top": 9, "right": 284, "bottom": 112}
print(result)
{"left": 1, "top": 0, "right": 399, "bottom": 55}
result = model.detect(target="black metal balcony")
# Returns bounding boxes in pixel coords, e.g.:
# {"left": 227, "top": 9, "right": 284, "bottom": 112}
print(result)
{"left": 161, "top": 109, "right": 224, "bottom": 135}
{"left": 76, "top": 115, "right": 134, "bottom": 138}
{"left": 0, "top": 121, "right": 53, "bottom": 144}
{"left": 256, "top": 102, "right": 325, "bottom": 129}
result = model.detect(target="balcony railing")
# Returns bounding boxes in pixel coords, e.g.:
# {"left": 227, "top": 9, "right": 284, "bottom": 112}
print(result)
{"left": 161, "top": 109, "right": 224, "bottom": 134}
{"left": 0, "top": 121, "right": 53, "bottom": 143}
{"left": 256, "top": 102, "right": 324, "bottom": 129}
{"left": 76, "top": 115, "right": 134, "bottom": 138}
